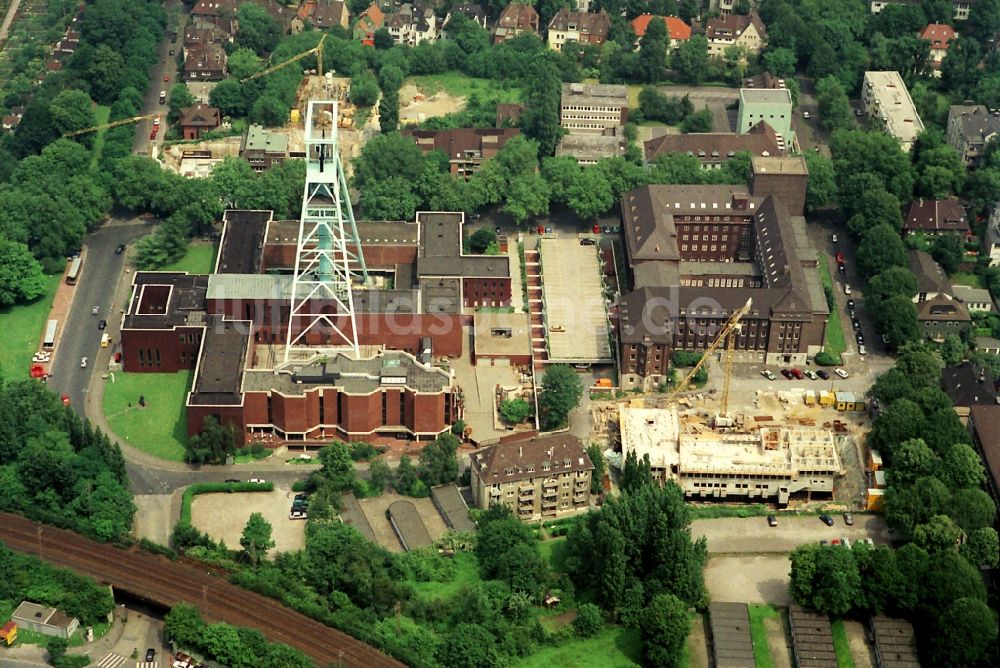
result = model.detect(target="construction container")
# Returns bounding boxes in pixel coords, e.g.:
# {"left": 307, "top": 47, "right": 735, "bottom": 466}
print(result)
{"left": 835, "top": 391, "right": 865, "bottom": 412}
{"left": 865, "top": 487, "right": 885, "bottom": 512}
{"left": 818, "top": 391, "right": 835, "bottom": 406}
{"left": 804, "top": 390, "right": 816, "bottom": 406}
{"left": 290, "top": 108, "right": 301, "bottom": 124}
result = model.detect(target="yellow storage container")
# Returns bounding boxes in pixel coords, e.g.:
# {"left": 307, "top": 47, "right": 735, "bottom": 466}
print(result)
{"left": 290, "top": 108, "right": 301, "bottom": 124}
{"left": 818, "top": 391, "right": 835, "bottom": 406}
{"left": 804, "top": 390, "right": 816, "bottom": 405}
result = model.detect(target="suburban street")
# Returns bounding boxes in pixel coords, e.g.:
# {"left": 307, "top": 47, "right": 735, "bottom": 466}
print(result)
{"left": 131, "top": 0, "right": 186, "bottom": 154}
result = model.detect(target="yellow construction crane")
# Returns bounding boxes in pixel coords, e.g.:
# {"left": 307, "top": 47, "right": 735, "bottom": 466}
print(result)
{"left": 62, "top": 113, "right": 159, "bottom": 138}
{"left": 242, "top": 33, "right": 327, "bottom": 83}
{"left": 666, "top": 297, "right": 753, "bottom": 418}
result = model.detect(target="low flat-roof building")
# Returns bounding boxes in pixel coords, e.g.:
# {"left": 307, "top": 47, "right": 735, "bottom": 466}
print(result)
{"left": 240, "top": 124, "right": 288, "bottom": 172}
{"left": 788, "top": 605, "right": 837, "bottom": 668}
{"left": 619, "top": 407, "right": 841, "bottom": 505}
{"left": 470, "top": 433, "right": 594, "bottom": 521}
{"left": 11, "top": 602, "right": 79, "bottom": 640}
{"left": 555, "top": 131, "right": 626, "bottom": 165}
{"left": 644, "top": 122, "right": 786, "bottom": 168}
{"left": 737, "top": 88, "right": 793, "bottom": 145}
{"left": 560, "top": 82, "right": 628, "bottom": 135}
{"left": 869, "top": 616, "right": 921, "bottom": 668}
{"left": 709, "top": 602, "right": 755, "bottom": 668}
{"left": 947, "top": 105, "right": 1000, "bottom": 166}
{"left": 472, "top": 311, "right": 532, "bottom": 366}
{"left": 952, "top": 284, "right": 993, "bottom": 312}
{"left": 861, "top": 71, "right": 924, "bottom": 152}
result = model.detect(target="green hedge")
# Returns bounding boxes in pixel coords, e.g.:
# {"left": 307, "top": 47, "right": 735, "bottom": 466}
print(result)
{"left": 178, "top": 482, "right": 274, "bottom": 528}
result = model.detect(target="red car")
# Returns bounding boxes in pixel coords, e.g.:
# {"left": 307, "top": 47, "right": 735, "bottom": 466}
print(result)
{"left": 114, "top": 352, "right": 122, "bottom": 363}
{"left": 790, "top": 368, "right": 804, "bottom": 380}
{"left": 835, "top": 252, "right": 845, "bottom": 265}
{"left": 61, "top": 394, "right": 70, "bottom": 406}
{"left": 149, "top": 130, "right": 157, "bottom": 140}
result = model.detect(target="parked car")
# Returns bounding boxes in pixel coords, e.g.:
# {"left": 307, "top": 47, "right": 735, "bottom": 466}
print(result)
{"left": 831, "top": 234, "right": 838, "bottom": 244}
{"left": 767, "top": 514, "right": 778, "bottom": 527}
{"left": 863, "top": 537, "right": 875, "bottom": 547}
{"left": 248, "top": 478, "right": 266, "bottom": 484}
{"left": 790, "top": 368, "right": 804, "bottom": 380}
{"left": 804, "top": 369, "right": 818, "bottom": 380}
{"left": 838, "top": 263, "right": 846, "bottom": 274}
{"left": 844, "top": 284, "right": 852, "bottom": 295}
{"left": 114, "top": 352, "right": 122, "bottom": 363}
{"left": 761, "top": 369, "right": 777, "bottom": 381}
{"left": 61, "top": 394, "right": 70, "bottom": 406}
{"left": 545, "top": 226, "right": 553, "bottom": 234}
{"left": 168, "top": 49, "right": 174, "bottom": 56}
{"left": 859, "top": 345, "right": 867, "bottom": 355}
{"left": 149, "top": 130, "right": 157, "bottom": 140}
{"left": 844, "top": 513, "right": 854, "bottom": 526}
{"left": 32, "top": 352, "right": 51, "bottom": 363}
{"left": 835, "top": 368, "right": 849, "bottom": 379}
{"left": 153, "top": 116, "right": 160, "bottom": 126}
{"left": 781, "top": 369, "right": 793, "bottom": 379}
{"left": 852, "top": 318, "right": 861, "bottom": 331}
{"left": 802, "top": 110, "right": 811, "bottom": 118}
{"left": 603, "top": 225, "right": 613, "bottom": 234}
{"left": 835, "top": 252, "right": 845, "bottom": 265}
{"left": 846, "top": 299, "right": 855, "bottom": 310}
{"left": 98, "top": 319, "right": 107, "bottom": 330}
{"left": 115, "top": 244, "right": 125, "bottom": 254}
{"left": 80, "top": 357, "right": 87, "bottom": 368}
{"left": 579, "top": 238, "right": 596, "bottom": 246}
{"left": 224, "top": 478, "right": 240, "bottom": 483}
{"left": 817, "top": 369, "right": 830, "bottom": 380}
{"left": 831, "top": 537, "right": 841, "bottom": 545}
{"left": 289, "top": 510, "right": 307, "bottom": 520}
{"left": 145, "top": 649, "right": 155, "bottom": 662}
{"left": 855, "top": 331, "right": 864, "bottom": 344}
{"left": 820, "top": 514, "right": 835, "bottom": 526}
{"left": 841, "top": 537, "right": 852, "bottom": 549}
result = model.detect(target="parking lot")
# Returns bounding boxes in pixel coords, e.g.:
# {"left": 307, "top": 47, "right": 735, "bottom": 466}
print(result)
{"left": 705, "top": 555, "right": 792, "bottom": 604}
{"left": 539, "top": 236, "right": 612, "bottom": 362}
{"left": 692, "top": 515, "right": 890, "bottom": 554}
{"left": 190, "top": 486, "right": 306, "bottom": 554}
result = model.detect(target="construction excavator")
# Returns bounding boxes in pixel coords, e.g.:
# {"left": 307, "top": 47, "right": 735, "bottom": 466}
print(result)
{"left": 242, "top": 33, "right": 327, "bottom": 83}
{"left": 665, "top": 297, "right": 753, "bottom": 422}
{"left": 61, "top": 113, "right": 159, "bottom": 138}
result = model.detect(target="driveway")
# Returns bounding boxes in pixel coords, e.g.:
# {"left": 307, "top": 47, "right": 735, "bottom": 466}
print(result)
{"left": 692, "top": 515, "right": 890, "bottom": 554}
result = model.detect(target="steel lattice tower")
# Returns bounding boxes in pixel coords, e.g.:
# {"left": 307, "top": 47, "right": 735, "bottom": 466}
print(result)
{"left": 284, "top": 100, "right": 368, "bottom": 362}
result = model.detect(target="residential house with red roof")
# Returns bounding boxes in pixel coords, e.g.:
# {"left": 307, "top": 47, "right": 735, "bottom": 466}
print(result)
{"left": 493, "top": 3, "right": 539, "bottom": 44}
{"left": 630, "top": 14, "right": 691, "bottom": 50}
{"left": 919, "top": 23, "right": 956, "bottom": 75}
{"left": 353, "top": 2, "right": 385, "bottom": 44}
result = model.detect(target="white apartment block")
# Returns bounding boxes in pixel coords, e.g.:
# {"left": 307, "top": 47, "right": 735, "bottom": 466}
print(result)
{"left": 560, "top": 82, "right": 628, "bottom": 134}
{"left": 861, "top": 71, "right": 924, "bottom": 152}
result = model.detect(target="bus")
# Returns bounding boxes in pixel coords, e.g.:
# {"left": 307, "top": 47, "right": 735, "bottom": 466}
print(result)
{"left": 66, "top": 257, "right": 82, "bottom": 285}
{"left": 43, "top": 320, "right": 57, "bottom": 350}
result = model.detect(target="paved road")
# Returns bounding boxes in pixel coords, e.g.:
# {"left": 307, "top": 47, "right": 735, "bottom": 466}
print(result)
{"left": 48, "top": 221, "right": 155, "bottom": 413}
{"left": 0, "top": 0, "right": 22, "bottom": 46}
{"left": 131, "top": 0, "right": 186, "bottom": 154}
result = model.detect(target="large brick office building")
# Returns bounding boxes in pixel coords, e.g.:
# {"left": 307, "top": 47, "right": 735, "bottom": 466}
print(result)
{"left": 617, "top": 156, "right": 829, "bottom": 390}
{"left": 120, "top": 210, "right": 509, "bottom": 442}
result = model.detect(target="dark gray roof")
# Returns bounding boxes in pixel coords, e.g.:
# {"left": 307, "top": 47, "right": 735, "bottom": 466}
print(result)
{"left": 916, "top": 294, "right": 970, "bottom": 322}
{"left": 645, "top": 122, "right": 784, "bottom": 163}
{"left": 970, "top": 404, "right": 1000, "bottom": 499}
{"left": 188, "top": 317, "right": 249, "bottom": 406}
{"left": 709, "top": 602, "right": 755, "bottom": 668}
{"left": 387, "top": 500, "right": 433, "bottom": 550}
{"left": 788, "top": 604, "right": 837, "bottom": 668}
{"left": 869, "top": 616, "right": 921, "bottom": 668}
{"left": 124, "top": 272, "right": 208, "bottom": 330}
{"left": 430, "top": 483, "right": 476, "bottom": 532}
{"left": 908, "top": 250, "right": 951, "bottom": 295}
{"left": 470, "top": 434, "right": 593, "bottom": 485}
{"left": 948, "top": 104, "right": 1000, "bottom": 142}
{"left": 941, "top": 362, "right": 997, "bottom": 408}
{"left": 415, "top": 212, "right": 509, "bottom": 279}
{"left": 218, "top": 210, "right": 270, "bottom": 274}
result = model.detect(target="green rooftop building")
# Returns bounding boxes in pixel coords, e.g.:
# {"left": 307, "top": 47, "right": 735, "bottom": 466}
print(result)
{"left": 737, "top": 88, "right": 793, "bottom": 147}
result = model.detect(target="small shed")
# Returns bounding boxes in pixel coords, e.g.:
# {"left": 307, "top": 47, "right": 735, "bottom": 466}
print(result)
{"left": 866, "top": 487, "right": 885, "bottom": 512}
{"left": 11, "top": 601, "right": 79, "bottom": 640}
{"left": 835, "top": 391, "right": 865, "bottom": 412}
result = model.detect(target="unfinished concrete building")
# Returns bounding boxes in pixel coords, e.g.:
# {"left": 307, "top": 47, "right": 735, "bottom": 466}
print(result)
{"left": 619, "top": 407, "right": 841, "bottom": 505}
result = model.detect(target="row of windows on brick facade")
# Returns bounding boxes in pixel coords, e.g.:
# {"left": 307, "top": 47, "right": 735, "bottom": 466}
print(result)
{"left": 137, "top": 347, "right": 161, "bottom": 367}
{"left": 683, "top": 234, "right": 730, "bottom": 241}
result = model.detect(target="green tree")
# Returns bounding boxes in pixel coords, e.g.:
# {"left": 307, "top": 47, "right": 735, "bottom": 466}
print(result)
{"left": 573, "top": 603, "right": 604, "bottom": 637}
{"left": 673, "top": 35, "right": 709, "bottom": 84}
{"left": 359, "top": 176, "right": 420, "bottom": 220}
{"left": 790, "top": 544, "right": 864, "bottom": 615}
{"left": 538, "top": 364, "right": 583, "bottom": 430}
{"left": 418, "top": 432, "right": 459, "bottom": 487}
{"left": 185, "top": 416, "right": 238, "bottom": 464}
{"left": 816, "top": 76, "right": 853, "bottom": 132}
{"left": 209, "top": 79, "right": 252, "bottom": 118}
{"left": 519, "top": 54, "right": 564, "bottom": 157}
{"left": 928, "top": 598, "right": 999, "bottom": 668}
{"left": 889, "top": 438, "right": 939, "bottom": 486}
{"left": 831, "top": 130, "right": 915, "bottom": 202}
{"left": 942, "top": 443, "right": 986, "bottom": 489}
{"left": 394, "top": 455, "right": 418, "bottom": 495}
{"left": 87, "top": 45, "right": 127, "bottom": 104}
{"left": 368, "top": 458, "right": 392, "bottom": 493}
{"left": 586, "top": 443, "right": 606, "bottom": 495}
{"left": 48, "top": 89, "right": 96, "bottom": 141}
{"left": 353, "top": 132, "right": 426, "bottom": 189}
{"left": 857, "top": 224, "right": 908, "bottom": 278}
{"left": 349, "top": 69, "right": 380, "bottom": 107}
{"left": 637, "top": 15, "right": 668, "bottom": 83}
{"left": 438, "top": 623, "right": 502, "bottom": 668}
{"left": 499, "top": 397, "right": 532, "bottom": 424}
{"left": 680, "top": 107, "right": 713, "bottom": 133}
{"left": 250, "top": 94, "right": 289, "bottom": 127}
{"left": 803, "top": 152, "right": 837, "bottom": 212}
{"left": 868, "top": 267, "right": 919, "bottom": 306}
{"left": 0, "top": 239, "right": 47, "bottom": 306}
{"left": 913, "top": 514, "right": 963, "bottom": 553}
{"left": 885, "top": 476, "right": 950, "bottom": 537}
{"left": 227, "top": 47, "right": 263, "bottom": 81}
{"left": 640, "top": 593, "right": 690, "bottom": 668}
{"left": 762, "top": 47, "right": 796, "bottom": 76}
{"left": 475, "top": 505, "right": 549, "bottom": 592}
{"left": 920, "top": 547, "right": 987, "bottom": 613}
{"left": 567, "top": 167, "right": 615, "bottom": 219}
{"left": 467, "top": 227, "right": 497, "bottom": 253}
{"left": 874, "top": 295, "right": 920, "bottom": 349}
{"left": 46, "top": 637, "right": 68, "bottom": 666}
{"left": 930, "top": 233, "right": 965, "bottom": 274}
{"left": 318, "top": 441, "right": 356, "bottom": 492}
{"left": 167, "top": 83, "right": 196, "bottom": 124}
{"left": 240, "top": 512, "right": 275, "bottom": 565}
{"left": 620, "top": 450, "right": 654, "bottom": 493}
{"left": 236, "top": 3, "right": 281, "bottom": 54}
{"left": 948, "top": 487, "right": 997, "bottom": 533}
{"left": 960, "top": 527, "right": 1000, "bottom": 568}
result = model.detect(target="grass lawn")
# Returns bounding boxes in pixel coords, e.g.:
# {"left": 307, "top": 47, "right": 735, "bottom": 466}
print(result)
{"left": 408, "top": 551, "right": 481, "bottom": 601}
{"left": 831, "top": 620, "right": 856, "bottom": 668}
{"left": 156, "top": 242, "right": 217, "bottom": 275}
{"left": 515, "top": 626, "right": 642, "bottom": 668}
{"left": 0, "top": 274, "right": 61, "bottom": 382}
{"left": 89, "top": 104, "right": 111, "bottom": 171}
{"left": 950, "top": 272, "right": 985, "bottom": 288}
{"left": 103, "top": 370, "right": 194, "bottom": 461}
{"left": 407, "top": 72, "right": 522, "bottom": 104}
{"left": 817, "top": 255, "right": 846, "bottom": 360}
{"left": 748, "top": 604, "right": 780, "bottom": 668}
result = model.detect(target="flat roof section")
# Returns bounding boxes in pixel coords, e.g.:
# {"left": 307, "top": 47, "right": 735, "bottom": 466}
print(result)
{"left": 709, "top": 602, "right": 755, "bottom": 668}
{"left": 206, "top": 273, "right": 293, "bottom": 301}
{"left": 430, "top": 483, "right": 476, "bottom": 532}
{"left": 870, "top": 616, "right": 921, "bottom": 668}
{"left": 218, "top": 210, "right": 270, "bottom": 274}
{"left": 415, "top": 211, "right": 509, "bottom": 280}
{"left": 124, "top": 273, "right": 208, "bottom": 330}
{"left": 188, "top": 317, "right": 250, "bottom": 406}
{"left": 539, "top": 237, "right": 612, "bottom": 362}
{"left": 473, "top": 312, "right": 532, "bottom": 358}
{"left": 788, "top": 604, "right": 838, "bottom": 668}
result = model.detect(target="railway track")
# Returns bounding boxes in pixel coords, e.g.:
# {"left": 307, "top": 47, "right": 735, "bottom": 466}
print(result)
{"left": 0, "top": 514, "right": 403, "bottom": 668}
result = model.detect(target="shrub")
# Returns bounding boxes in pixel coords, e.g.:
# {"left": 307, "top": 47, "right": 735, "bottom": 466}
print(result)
{"left": 815, "top": 351, "right": 840, "bottom": 366}
{"left": 573, "top": 603, "right": 604, "bottom": 637}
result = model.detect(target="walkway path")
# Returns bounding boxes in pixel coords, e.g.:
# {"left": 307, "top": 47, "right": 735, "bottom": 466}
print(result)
{"left": 0, "top": 0, "right": 22, "bottom": 47}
